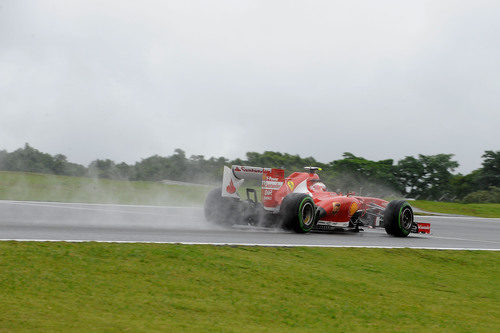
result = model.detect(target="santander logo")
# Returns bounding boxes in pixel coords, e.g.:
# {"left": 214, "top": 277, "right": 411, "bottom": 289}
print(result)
{"left": 240, "top": 166, "right": 262, "bottom": 173}
{"left": 234, "top": 167, "right": 241, "bottom": 172}
{"left": 226, "top": 180, "right": 237, "bottom": 194}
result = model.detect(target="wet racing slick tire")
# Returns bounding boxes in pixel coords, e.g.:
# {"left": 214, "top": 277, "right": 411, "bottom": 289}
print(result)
{"left": 280, "top": 193, "right": 317, "bottom": 233}
{"left": 383, "top": 200, "right": 414, "bottom": 237}
{"left": 204, "top": 188, "right": 238, "bottom": 227}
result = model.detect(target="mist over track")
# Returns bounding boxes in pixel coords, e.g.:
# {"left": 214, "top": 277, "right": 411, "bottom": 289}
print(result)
{"left": 0, "top": 200, "right": 499, "bottom": 250}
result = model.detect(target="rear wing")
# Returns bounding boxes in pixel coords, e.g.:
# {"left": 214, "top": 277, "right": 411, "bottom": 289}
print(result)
{"left": 222, "top": 165, "right": 285, "bottom": 210}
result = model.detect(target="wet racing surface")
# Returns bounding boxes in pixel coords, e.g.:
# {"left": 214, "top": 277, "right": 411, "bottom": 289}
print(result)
{"left": 1, "top": 200, "right": 499, "bottom": 250}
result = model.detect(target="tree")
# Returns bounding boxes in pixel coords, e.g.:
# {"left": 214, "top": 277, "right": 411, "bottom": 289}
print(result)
{"left": 169, "top": 149, "right": 188, "bottom": 180}
{"left": 0, "top": 149, "right": 8, "bottom": 170}
{"left": 328, "top": 153, "right": 401, "bottom": 195}
{"left": 133, "top": 155, "right": 171, "bottom": 181}
{"left": 476, "top": 150, "right": 500, "bottom": 189}
{"left": 449, "top": 171, "right": 480, "bottom": 200}
{"left": 88, "top": 159, "right": 120, "bottom": 179}
{"left": 462, "top": 186, "right": 500, "bottom": 203}
{"left": 52, "top": 154, "right": 68, "bottom": 175}
{"left": 2, "top": 143, "right": 57, "bottom": 174}
{"left": 396, "top": 156, "right": 425, "bottom": 197}
{"left": 397, "top": 154, "right": 459, "bottom": 200}
{"left": 0, "top": 144, "right": 87, "bottom": 176}
{"left": 115, "top": 162, "right": 133, "bottom": 180}
{"left": 243, "top": 151, "right": 324, "bottom": 173}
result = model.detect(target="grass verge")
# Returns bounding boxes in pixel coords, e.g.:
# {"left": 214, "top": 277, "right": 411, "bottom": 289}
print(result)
{"left": 0, "top": 171, "right": 211, "bottom": 206}
{"left": 411, "top": 200, "right": 500, "bottom": 218}
{"left": 0, "top": 242, "right": 498, "bottom": 331}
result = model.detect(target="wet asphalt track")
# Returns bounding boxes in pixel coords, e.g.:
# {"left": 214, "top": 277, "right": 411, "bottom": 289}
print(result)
{"left": 0, "top": 200, "right": 499, "bottom": 250}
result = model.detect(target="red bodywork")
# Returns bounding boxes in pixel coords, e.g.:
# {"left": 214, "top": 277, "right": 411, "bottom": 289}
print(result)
{"left": 224, "top": 165, "right": 430, "bottom": 234}
{"left": 263, "top": 170, "right": 387, "bottom": 225}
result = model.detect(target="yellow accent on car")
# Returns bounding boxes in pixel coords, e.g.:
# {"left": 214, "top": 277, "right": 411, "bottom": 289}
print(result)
{"left": 287, "top": 181, "right": 295, "bottom": 191}
{"left": 349, "top": 202, "right": 359, "bottom": 216}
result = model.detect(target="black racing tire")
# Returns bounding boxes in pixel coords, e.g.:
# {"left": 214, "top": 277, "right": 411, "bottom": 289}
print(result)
{"left": 204, "top": 188, "right": 238, "bottom": 226}
{"left": 280, "top": 193, "right": 317, "bottom": 233}
{"left": 383, "top": 200, "right": 414, "bottom": 237}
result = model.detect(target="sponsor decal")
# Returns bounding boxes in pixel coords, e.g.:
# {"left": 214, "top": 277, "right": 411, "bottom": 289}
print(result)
{"left": 332, "top": 202, "right": 341, "bottom": 214}
{"left": 417, "top": 222, "right": 431, "bottom": 233}
{"left": 287, "top": 181, "right": 295, "bottom": 191}
{"left": 349, "top": 202, "right": 359, "bottom": 216}
{"left": 262, "top": 181, "right": 283, "bottom": 190}
{"left": 237, "top": 166, "right": 263, "bottom": 173}
{"left": 226, "top": 180, "right": 236, "bottom": 194}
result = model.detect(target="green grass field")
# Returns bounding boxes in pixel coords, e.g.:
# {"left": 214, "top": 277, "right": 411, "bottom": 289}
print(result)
{"left": 412, "top": 200, "right": 500, "bottom": 218}
{"left": 0, "top": 171, "right": 211, "bottom": 206}
{"left": 0, "top": 242, "right": 498, "bottom": 331}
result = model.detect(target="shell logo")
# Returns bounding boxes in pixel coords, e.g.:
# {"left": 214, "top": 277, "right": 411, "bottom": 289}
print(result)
{"left": 332, "top": 202, "right": 341, "bottom": 214}
{"left": 287, "top": 181, "right": 295, "bottom": 191}
{"left": 349, "top": 202, "right": 359, "bottom": 216}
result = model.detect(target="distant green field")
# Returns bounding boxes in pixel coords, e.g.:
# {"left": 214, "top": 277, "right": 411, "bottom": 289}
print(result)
{"left": 0, "top": 242, "right": 498, "bottom": 331}
{"left": 0, "top": 171, "right": 211, "bottom": 206}
{"left": 1, "top": 171, "right": 499, "bottom": 218}
{"left": 411, "top": 200, "right": 500, "bottom": 218}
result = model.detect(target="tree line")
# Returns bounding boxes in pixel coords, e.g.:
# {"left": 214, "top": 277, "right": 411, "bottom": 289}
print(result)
{"left": 0, "top": 144, "right": 498, "bottom": 203}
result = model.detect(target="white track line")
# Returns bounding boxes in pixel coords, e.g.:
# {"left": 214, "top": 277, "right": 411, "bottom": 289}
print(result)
{"left": 0, "top": 239, "right": 498, "bottom": 251}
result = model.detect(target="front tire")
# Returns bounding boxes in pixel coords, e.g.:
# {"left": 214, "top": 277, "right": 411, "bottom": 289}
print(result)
{"left": 383, "top": 200, "right": 414, "bottom": 237}
{"left": 280, "top": 193, "right": 317, "bottom": 233}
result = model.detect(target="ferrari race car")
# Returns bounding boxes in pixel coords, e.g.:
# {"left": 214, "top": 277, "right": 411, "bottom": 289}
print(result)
{"left": 204, "top": 165, "right": 431, "bottom": 237}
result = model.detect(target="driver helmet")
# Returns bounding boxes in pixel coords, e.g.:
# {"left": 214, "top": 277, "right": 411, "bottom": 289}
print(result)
{"left": 311, "top": 182, "right": 327, "bottom": 192}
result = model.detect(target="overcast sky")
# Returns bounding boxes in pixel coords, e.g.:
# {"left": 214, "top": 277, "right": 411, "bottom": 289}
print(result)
{"left": 1, "top": 0, "right": 499, "bottom": 173}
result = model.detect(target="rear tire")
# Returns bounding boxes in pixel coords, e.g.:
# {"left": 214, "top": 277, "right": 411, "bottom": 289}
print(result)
{"left": 204, "top": 188, "right": 238, "bottom": 226}
{"left": 383, "top": 200, "right": 413, "bottom": 237}
{"left": 280, "top": 193, "right": 316, "bottom": 233}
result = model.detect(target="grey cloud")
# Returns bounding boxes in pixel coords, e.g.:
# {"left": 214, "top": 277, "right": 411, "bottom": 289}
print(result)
{"left": 1, "top": 0, "right": 499, "bottom": 172}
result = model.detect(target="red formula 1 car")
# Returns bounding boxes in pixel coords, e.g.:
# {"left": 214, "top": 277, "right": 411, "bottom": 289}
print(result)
{"left": 204, "top": 165, "right": 431, "bottom": 237}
